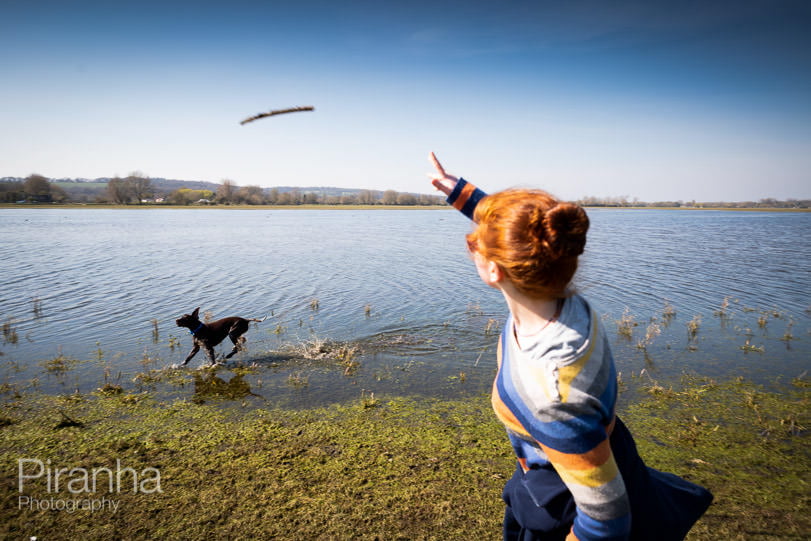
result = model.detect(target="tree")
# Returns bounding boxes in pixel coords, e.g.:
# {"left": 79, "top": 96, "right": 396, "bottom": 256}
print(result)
{"left": 49, "top": 183, "right": 68, "bottom": 203}
{"left": 396, "top": 193, "right": 417, "bottom": 205}
{"left": 216, "top": 180, "right": 237, "bottom": 204}
{"left": 23, "top": 174, "right": 52, "bottom": 202}
{"left": 106, "top": 177, "right": 132, "bottom": 204}
{"left": 357, "top": 190, "right": 377, "bottom": 205}
{"left": 166, "top": 188, "right": 214, "bottom": 205}
{"left": 125, "top": 172, "right": 154, "bottom": 204}
{"left": 419, "top": 194, "right": 442, "bottom": 205}
{"left": 0, "top": 179, "right": 24, "bottom": 203}
{"left": 237, "top": 185, "right": 265, "bottom": 205}
{"left": 381, "top": 190, "right": 398, "bottom": 205}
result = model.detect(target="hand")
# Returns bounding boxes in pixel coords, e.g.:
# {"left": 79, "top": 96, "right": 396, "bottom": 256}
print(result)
{"left": 427, "top": 152, "right": 458, "bottom": 196}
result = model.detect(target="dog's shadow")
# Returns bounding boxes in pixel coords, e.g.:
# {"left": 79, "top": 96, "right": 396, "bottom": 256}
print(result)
{"left": 191, "top": 371, "right": 264, "bottom": 404}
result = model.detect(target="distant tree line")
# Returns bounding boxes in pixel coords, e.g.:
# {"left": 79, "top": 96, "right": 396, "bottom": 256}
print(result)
{"left": 2, "top": 174, "right": 806, "bottom": 208}
{"left": 0, "top": 175, "right": 445, "bottom": 206}
{"left": 212, "top": 181, "right": 442, "bottom": 206}
{"left": 576, "top": 195, "right": 810, "bottom": 209}
{"left": 0, "top": 175, "right": 68, "bottom": 203}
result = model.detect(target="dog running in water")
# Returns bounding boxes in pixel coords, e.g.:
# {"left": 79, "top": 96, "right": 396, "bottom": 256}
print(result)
{"left": 174, "top": 307, "right": 265, "bottom": 367}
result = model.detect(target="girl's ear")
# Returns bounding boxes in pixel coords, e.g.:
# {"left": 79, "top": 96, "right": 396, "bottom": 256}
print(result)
{"left": 482, "top": 258, "right": 504, "bottom": 287}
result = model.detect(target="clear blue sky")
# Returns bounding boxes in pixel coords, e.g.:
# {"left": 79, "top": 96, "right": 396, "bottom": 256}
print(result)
{"left": 2, "top": 0, "right": 809, "bottom": 201}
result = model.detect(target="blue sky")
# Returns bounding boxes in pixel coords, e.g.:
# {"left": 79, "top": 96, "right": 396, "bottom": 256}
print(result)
{"left": 1, "top": 0, "right": 809, "bottom": 201}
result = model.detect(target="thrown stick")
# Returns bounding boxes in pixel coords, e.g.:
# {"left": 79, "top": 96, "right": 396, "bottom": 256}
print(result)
{"left": 239, "top": 106, "right": 315, "bottom": 125}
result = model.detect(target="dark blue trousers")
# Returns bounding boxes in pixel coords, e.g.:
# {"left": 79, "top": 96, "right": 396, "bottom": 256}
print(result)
{"left": 502, "top": 417, "right": 713, "bottom": 540}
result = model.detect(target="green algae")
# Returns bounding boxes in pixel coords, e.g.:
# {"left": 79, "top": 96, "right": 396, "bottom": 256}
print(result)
{"left": 1, "top": 376, "right": 808, "bottom": 540}
{"left": 623, "top": 375, "right": 810, "bottom": 539}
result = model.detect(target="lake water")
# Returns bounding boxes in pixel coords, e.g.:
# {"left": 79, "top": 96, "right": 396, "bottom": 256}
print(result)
{"left": 1, "top": 208, "right": 809, "bottom": 407}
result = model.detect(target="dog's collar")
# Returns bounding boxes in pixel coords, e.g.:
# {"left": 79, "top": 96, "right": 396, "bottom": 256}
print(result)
{"left": 189, "top": 322, "right": 205, "bottom": 336}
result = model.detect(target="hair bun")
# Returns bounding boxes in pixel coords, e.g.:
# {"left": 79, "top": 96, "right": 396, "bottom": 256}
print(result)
{"left": 527, "top": 206, "right": 546, "bottom": 236}
{"left": 542, "top": 203, "right": 589, "bottom": 256}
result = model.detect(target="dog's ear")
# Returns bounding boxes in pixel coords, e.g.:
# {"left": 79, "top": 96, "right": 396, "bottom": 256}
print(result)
{"left": 192, "top": 307, "right": 200, "bottom": 319}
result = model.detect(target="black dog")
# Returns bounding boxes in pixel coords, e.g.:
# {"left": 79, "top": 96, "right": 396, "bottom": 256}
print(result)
{"left": 174, "top": 307, "right": 265, "bottom": 367}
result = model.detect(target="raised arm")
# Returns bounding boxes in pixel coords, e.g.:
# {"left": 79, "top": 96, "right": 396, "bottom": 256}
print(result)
{"left": 427, "top": 151, "right": 458, "bottom": 195}
{"left": 427, "top": 152, "right": 487, "bottom": 221}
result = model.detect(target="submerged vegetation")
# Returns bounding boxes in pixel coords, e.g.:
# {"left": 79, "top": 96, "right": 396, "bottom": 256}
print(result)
{"left": 1, "top": 294, "right": 808, "bottom": 538}
{"left": 2, "top": 318, "right": 18, "bottom": 345}
{"left": 616, "top": 307, "right": 637, "bottom": 338}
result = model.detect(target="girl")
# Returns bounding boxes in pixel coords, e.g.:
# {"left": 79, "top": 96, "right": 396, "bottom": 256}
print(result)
{"left": 428, "top": 153, "right": 712, "bottom": 541}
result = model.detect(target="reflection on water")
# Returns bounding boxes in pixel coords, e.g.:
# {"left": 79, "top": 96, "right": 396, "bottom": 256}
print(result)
{"left": 192, "top": 372, "right": 262, "bottom": 404}
{"left": 1, "top": 208, "right": 809, "bottom": 407}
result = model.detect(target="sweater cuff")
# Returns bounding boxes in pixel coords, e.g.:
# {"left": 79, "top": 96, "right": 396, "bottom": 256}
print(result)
{"left": 446, "top": 178, "right": 487, "bottom": 221}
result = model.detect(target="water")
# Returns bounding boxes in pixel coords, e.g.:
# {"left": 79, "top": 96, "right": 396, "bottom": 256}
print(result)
{"left": 1, "top": 208, "right": 809, "bottom": 407}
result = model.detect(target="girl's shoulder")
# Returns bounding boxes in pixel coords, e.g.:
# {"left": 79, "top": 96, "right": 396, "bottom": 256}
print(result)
{"left": 523, "top": 294, "right": 599, "bottom": 367}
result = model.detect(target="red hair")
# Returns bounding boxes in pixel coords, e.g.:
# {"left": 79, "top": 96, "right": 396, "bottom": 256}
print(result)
{"left": 467, "top": 189, "right": 589, "bottom": 299}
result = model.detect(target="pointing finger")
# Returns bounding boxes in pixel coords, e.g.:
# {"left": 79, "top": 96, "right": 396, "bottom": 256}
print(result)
{"left": 429, "top": 152, "right": 446, "bottom": 176}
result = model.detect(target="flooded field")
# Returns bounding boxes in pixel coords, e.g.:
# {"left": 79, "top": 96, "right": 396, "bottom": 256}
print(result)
{"left": 1, "top": 207, "right": 809, "bottom": 407}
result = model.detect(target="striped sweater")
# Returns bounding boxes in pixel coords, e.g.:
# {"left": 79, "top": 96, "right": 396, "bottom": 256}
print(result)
{"left": 448, "top": 179, "right": 631, "bottom": 541}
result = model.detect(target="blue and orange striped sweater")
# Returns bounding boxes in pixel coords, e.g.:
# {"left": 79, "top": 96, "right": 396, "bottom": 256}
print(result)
{"left": 448, "top": 179, "right": 631, "bottom": 541}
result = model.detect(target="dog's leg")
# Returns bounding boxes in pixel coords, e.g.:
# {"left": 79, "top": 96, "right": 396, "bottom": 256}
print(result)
{"left": 180, "top": 344, "right": 200, "bottom": 366}
{"left": 224, "top": 322, "right": 248, "bottom": 359}
{"left": 204, "top": 344, "right": 218, "bottom": 366}
{"left": 224, "top": 335, "right": 245, "bottom": 359}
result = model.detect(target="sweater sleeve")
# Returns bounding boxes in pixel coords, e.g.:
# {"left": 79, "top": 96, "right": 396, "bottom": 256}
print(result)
{"left": 445, "top": 177, "right": 487, "bottom": 220}
{"left": 537, "top": 407, "right": 631, "bottom": 541}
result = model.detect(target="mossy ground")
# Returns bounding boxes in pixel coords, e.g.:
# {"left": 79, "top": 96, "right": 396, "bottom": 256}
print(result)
{"left": 622, "top": 376, "right": 809, "bottom": 540}
{"left": 1, "top": 376, "right": 808, "bottom": 540}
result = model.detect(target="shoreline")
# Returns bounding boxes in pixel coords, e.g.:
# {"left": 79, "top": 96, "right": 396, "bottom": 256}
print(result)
{"left": 0, "top": 203, "right": 449, "bottom": 211}
{"left": 1, "top": 203, "right": 809, "bottom": 212}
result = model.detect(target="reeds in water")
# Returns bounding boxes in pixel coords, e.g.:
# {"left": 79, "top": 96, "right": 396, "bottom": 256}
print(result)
{"left": 636, "top": 321, "right": 662, "bottom": 350}
{"left": 662, "top": 301, "right": 676, "bottom": 325}
{"left": 714, "top": 297, "right": 731, "bottom": 318}
{"left": 687, "top": 315, "right": 702, "bottom": 341}
{"left": 739, "top": 337, "right": 764, "bottom": 353}
{"left": 616, "top": 308, "right": 636, "bottom": 338}
{"left": 2, "top": 318, "right": 18, "bottom": 345}
{"left": 780, "top": 321, "right": 794, "bottom": 342}
{"left": 32, "top": 297, "right": 43, "bottom": 319}
{"left": 287, "top": 372, "right": 309, "bottom": 387}
{"left": 360, "top": 389, "right": 378, "bottom": 408}
{"left": 42, "top": 352, "right": 77, "bottom": 375}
